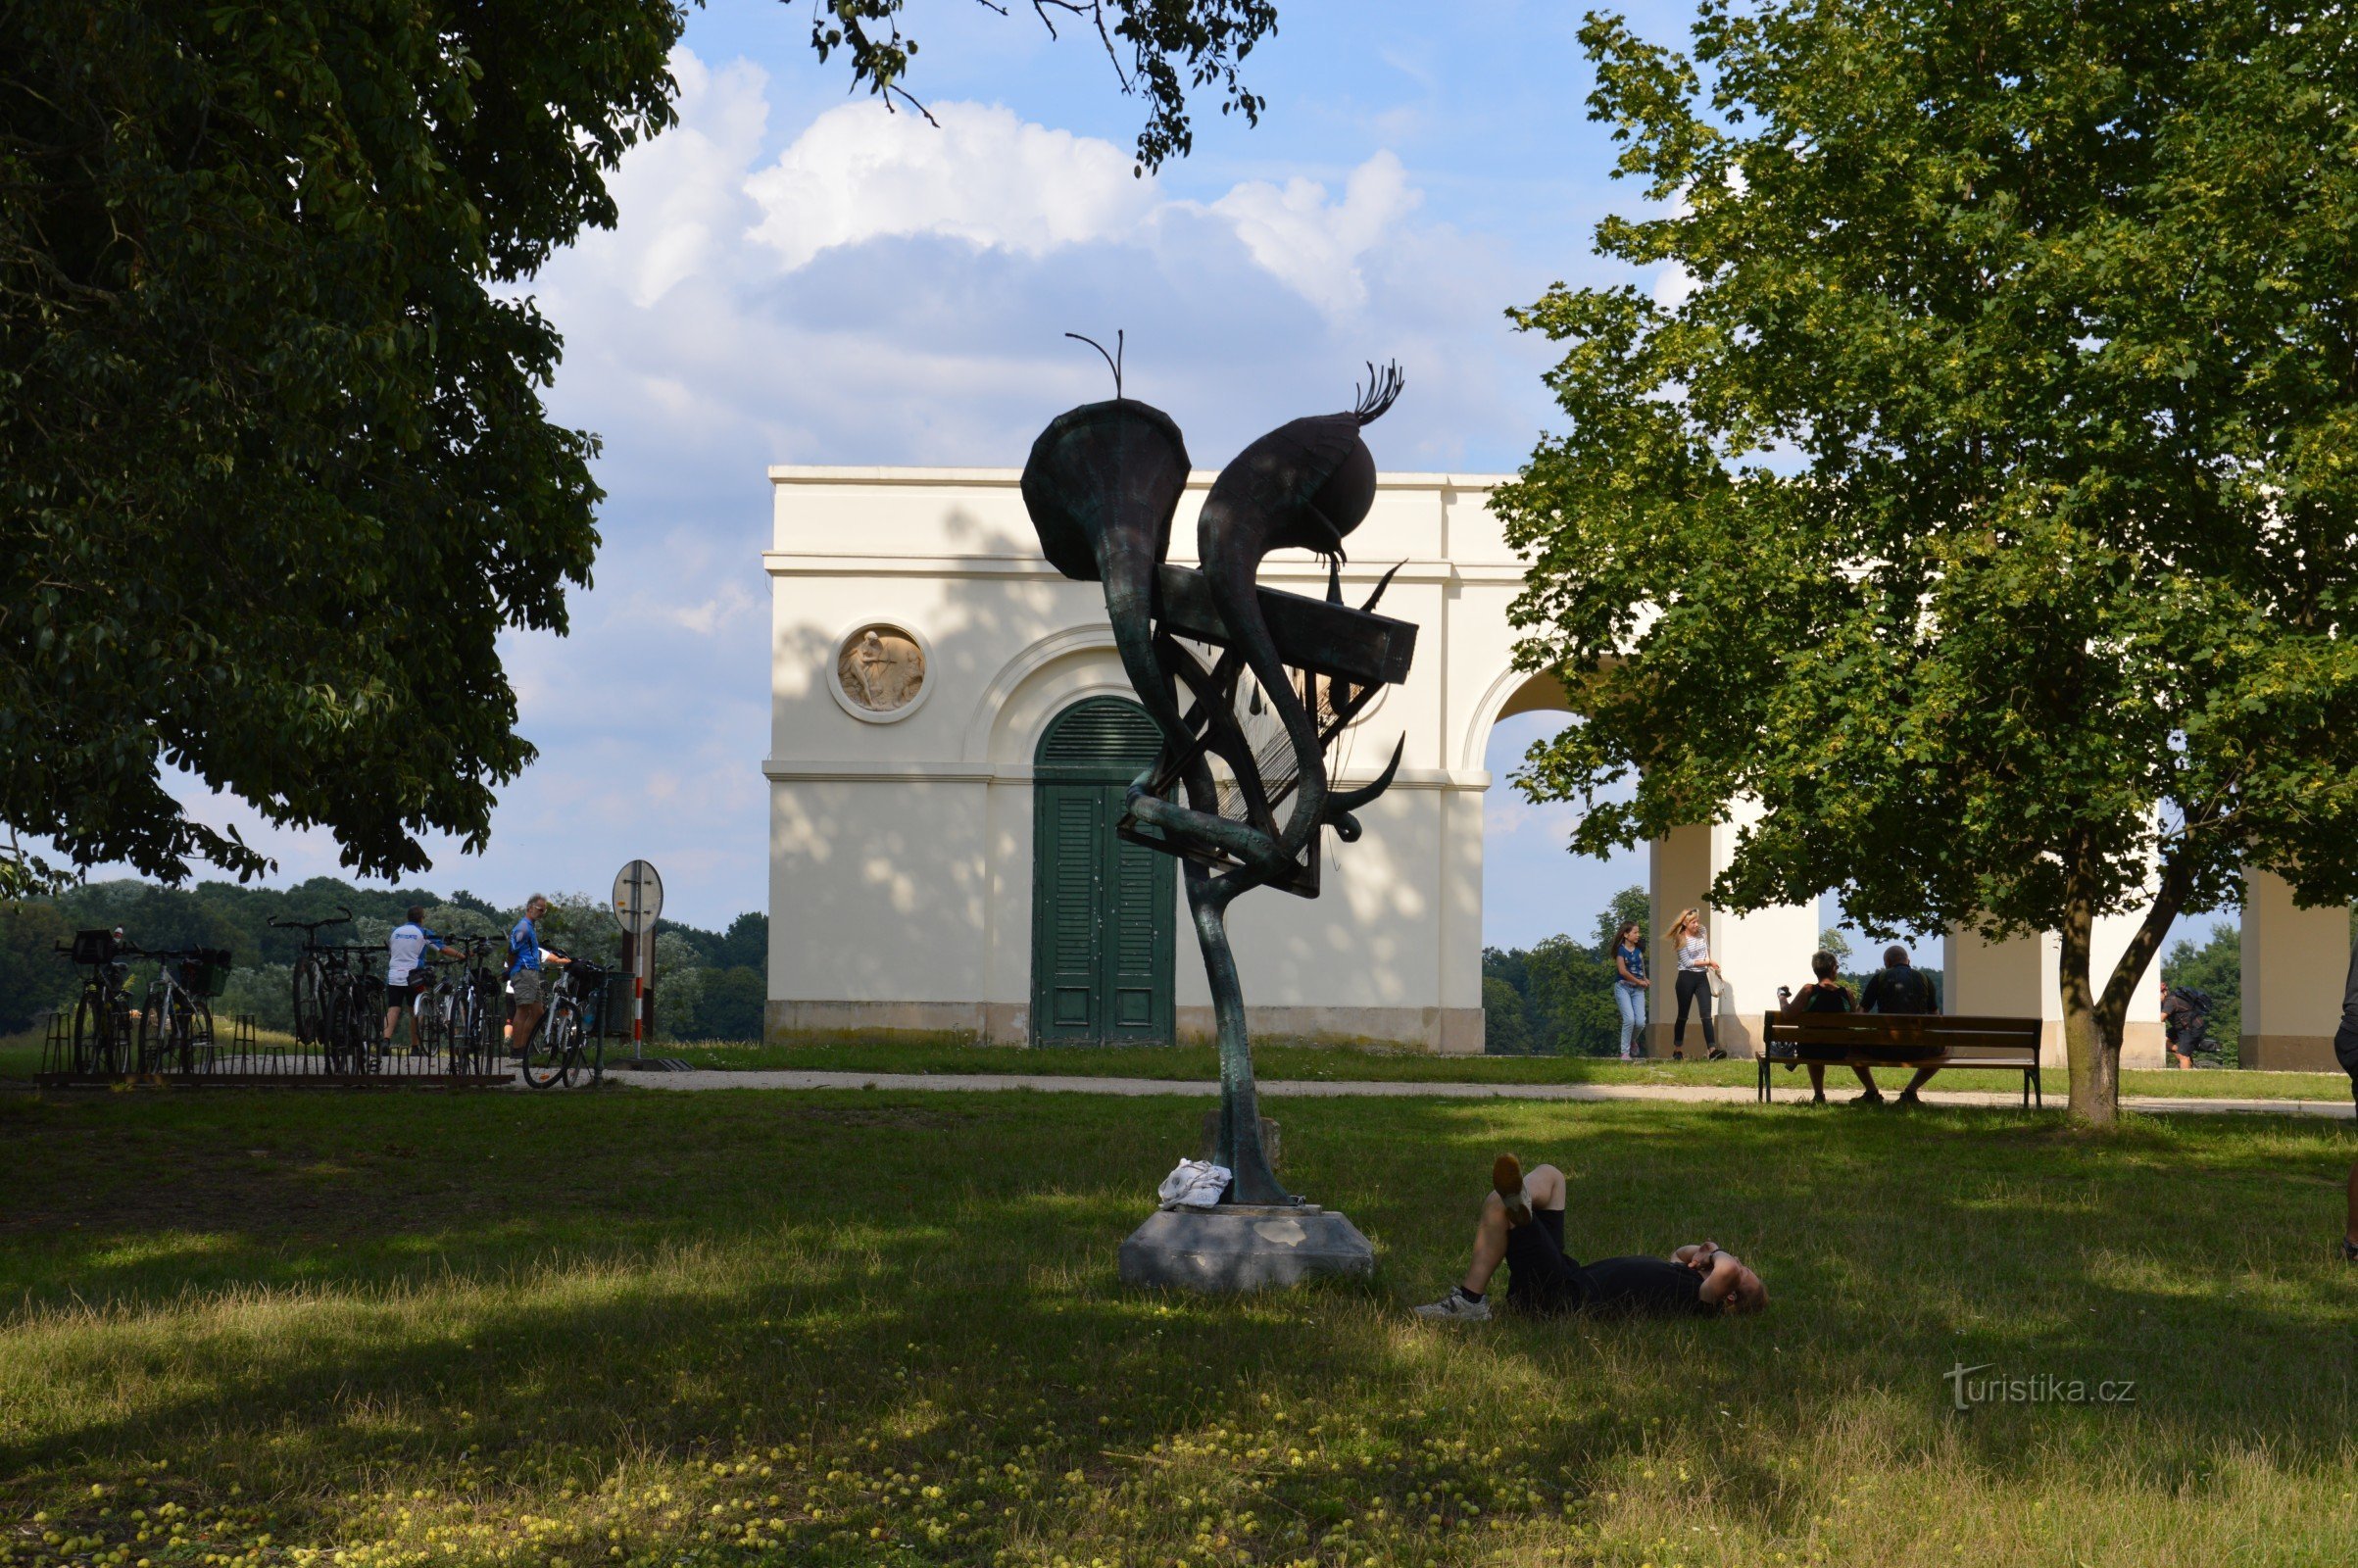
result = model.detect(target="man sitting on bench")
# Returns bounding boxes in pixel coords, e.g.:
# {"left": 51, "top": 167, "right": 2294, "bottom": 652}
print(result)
{"left": 1862, "top": 945, "right": 1943, "bottom": 1106}
{"left": 1415, "top": 1156, "right": 1767, "bottom": 1321}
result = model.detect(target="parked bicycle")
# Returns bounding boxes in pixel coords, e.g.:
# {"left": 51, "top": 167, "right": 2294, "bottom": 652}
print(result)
{"left": 137, "top": 946, "right": 231, "bottom": 1074}
{"left": 53, "top": 928, "right": 136, "bottom": 1076}
{"left": 321, "top": 945, "right": 380, "bottom": 1073}
{"left": 518, "top": 950, "right": 624, "bottom": 1089}
{"left": 268, "top": 909, "right": 354, "bottom": 1046}
{"left": 403, "top": 931, "right": 499, "bottom": 1065}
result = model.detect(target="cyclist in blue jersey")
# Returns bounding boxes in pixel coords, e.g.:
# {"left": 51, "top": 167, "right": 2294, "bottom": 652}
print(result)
{"left": 504, "top": 894, "right": 570, "bottom": 1055}
{"left": 382, "top": 906, "right": 462, "bottom": 1056}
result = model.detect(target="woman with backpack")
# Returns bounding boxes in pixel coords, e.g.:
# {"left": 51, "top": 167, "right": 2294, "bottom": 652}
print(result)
{"left": 1665, "top": 908, "right": 1724, "bottom": 1060}
{"left": 1778, "top": 950, "right": 1882, "bottom": 1104}
{"left": 1611, "top": 921, "right": 1649, "bottom": 1060}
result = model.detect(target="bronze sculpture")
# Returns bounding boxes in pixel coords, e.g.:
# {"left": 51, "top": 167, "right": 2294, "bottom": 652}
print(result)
{"left": 1022, "top": 360, "right": 1418, "bottom": 1214}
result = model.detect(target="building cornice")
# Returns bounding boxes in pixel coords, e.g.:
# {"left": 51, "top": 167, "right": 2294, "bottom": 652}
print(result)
{"left": 761, "top": 759, "right": 1492, "bottom": 790}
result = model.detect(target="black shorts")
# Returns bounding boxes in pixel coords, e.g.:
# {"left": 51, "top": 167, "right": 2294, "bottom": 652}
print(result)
{"left": 385, "top": 977, "right": 424, "bottom": 1009}
{"left": 2336, "top": 1026, "right": 2358, "bottom": 1116}
{"left": 1503, "top": 1207, "right": 1589, "bottom": 1316}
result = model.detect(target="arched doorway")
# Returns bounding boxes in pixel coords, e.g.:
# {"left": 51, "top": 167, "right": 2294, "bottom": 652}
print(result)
{"left": 1030, "top": 697, "right": 1176, "bottom": 1045}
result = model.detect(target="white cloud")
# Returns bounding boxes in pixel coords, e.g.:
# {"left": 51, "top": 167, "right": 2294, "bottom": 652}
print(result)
{"left": 569, "top": 52, "right": 770, "bottom": 309}
{"left": 1207, "top": 151, "right": 1421, "bottom": 317}
{"left": 745, "top": 100, "right": 1154, "bottom": 271}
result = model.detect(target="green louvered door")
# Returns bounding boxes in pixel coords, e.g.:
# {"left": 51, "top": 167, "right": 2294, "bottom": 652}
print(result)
{"left": 1031, "top": 699, "right": 1175, "bottom": 1046}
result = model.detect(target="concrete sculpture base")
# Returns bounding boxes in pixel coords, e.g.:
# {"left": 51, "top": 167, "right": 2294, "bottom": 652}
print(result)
{"left": 1118, "top": 1203, "right": 1375, "bottom": 1294}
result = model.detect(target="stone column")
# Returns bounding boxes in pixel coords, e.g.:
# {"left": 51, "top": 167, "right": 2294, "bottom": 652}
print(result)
{"left": 2239, "top": 870, "right": 2349, "bottom": 1071}
{"left": 1942, "top": 925, "right": 2043, "bottom": 1037}
{"left": 1646, "top": 822, "right": 1712, "bottom": 1058}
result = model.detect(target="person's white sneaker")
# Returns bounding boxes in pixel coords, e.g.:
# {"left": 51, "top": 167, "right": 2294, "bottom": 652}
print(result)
{"left": 1414, "top": 1290, "right": 1491, "bottom": 1322}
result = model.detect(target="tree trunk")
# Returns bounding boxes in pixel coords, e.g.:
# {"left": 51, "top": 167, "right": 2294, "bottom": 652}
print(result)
{"left": 2057, "top": 883, "right": 2120, "bottom": 1125}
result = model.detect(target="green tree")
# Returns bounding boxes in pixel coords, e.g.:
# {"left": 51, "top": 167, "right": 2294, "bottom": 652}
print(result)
{"left": 1526, "top": 934, "right": 1620, "bottom": 1055}
{"left": 1588, "top": 884, "right": 1652, "bottom": 956}
{"left": 1481, "top": 975, "right": 1536, "bottom": 1054}
{"left": 0, "top": 900, "right": 74, "bottom": 1032}
{"left": 1497, "top": 2, "right": 2358, "bottom": 1122}
{"left": 1818, "top": 928, "right": 1852, "bottom": 968}
{"left": 2, "top": 3, "right": 1278, "bottom": 898}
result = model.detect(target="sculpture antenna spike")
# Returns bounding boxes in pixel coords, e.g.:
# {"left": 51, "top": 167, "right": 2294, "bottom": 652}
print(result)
{"left": 1351, "top": 360, "right": 1404, "bottom": 425}
{"left": 1064, "top": 330, "right": 1125, "bottom": 398}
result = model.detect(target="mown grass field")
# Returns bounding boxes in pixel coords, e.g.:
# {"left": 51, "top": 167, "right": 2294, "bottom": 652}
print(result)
{"left": 11, "top": 1026, "right": 2348, "bottom": 1103}
{"left": 3, "top": 1085, "right": 2356, "bottom": 1567}
{"left": 658, "top": 1035, "right": 2354, "bottom": 1102}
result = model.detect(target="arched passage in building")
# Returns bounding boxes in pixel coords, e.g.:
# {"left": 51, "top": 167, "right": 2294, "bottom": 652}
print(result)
{"left": 1463, "top": 669, "right": 1818, "bottom": 1059}
{"left": 1029, "top": 696, "right": 1176, "bottom": 1046}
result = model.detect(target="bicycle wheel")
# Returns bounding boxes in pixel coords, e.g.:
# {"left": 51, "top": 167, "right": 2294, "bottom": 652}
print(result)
{"left": 411, "top": 984, "right": 441, "bottom": 1057}
{"left": 292, "top": 958, "right": 324, "bottom": 1046}
{"left": 323, "top": 981, "right": 363, "bottom": 1074}
{"left": 72, "top": 990, "right": 107, "bottom": 1075}
{"left": 137, "top": 983, "right": 171, "bottom": 1074}
{"left": 473, "top": 978, "right": 506, "bottom": 1072}
{"left": 520, "top": 1002, "right": 573, "bottom": 1088}
{"left": 188, "top": 999, "right": 215, "bottom": 1072}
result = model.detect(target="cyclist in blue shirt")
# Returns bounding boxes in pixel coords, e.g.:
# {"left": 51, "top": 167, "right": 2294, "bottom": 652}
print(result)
{"left": 381, "top": 906, "right": 461, "bottom": 1057}
{"left": 504, "top": 894, "right": 570, "bottom": 1055}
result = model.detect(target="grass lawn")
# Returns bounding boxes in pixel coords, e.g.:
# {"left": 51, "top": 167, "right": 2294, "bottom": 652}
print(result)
{"left": 658, "top": 1035, "right": 2356, "bottom": 1102}
{"left": 3, "top": 1087, "right": 2355, "bottom": 1566}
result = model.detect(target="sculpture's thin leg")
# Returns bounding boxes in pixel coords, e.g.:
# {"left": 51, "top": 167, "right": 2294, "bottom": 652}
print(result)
{"left": 1186, "top": 859, "right": 1293, "bottom": 1205}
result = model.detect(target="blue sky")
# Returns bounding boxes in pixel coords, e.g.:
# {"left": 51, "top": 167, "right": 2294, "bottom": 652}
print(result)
{"left": 101, "top": 0, "right": 2235, "bottom": 954}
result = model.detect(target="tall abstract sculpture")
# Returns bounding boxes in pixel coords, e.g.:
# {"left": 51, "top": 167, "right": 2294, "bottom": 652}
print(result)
{"left": 1023, "top": 360, "right": 1419, "bottom": 1284}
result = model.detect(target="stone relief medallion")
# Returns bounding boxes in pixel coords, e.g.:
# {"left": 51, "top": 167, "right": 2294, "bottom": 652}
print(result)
{"left": 834, "top": 624, "right": 926, "bottom": 716}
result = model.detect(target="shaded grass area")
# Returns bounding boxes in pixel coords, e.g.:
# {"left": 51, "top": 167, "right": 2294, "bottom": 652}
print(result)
{"left": 4, "top": 1089, "right": 2357, "bottom": 1566}
{"left": 661, "top": 1034, "right": 2355, "bottom": 1101}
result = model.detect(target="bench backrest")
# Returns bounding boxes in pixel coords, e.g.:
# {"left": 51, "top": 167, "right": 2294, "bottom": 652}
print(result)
{"left": 1763, "top": 1012, "right": 2041, "bottom": 1056}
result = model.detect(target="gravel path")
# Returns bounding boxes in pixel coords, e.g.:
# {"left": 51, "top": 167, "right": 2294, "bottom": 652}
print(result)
{"left": 607, "top": 1067, "right": 2356, "bottom": 1118}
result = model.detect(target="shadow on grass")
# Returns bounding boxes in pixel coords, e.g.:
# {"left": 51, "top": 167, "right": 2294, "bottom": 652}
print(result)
{"left": 1, "top": 1088, "right": 2354, "bottom": 1555}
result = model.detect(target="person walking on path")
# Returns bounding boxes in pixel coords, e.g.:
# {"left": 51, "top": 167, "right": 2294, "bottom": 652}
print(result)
{"left": 1777, "top": 950, "right": 1881, "bottom": 1104}
{"left": 2160, "top": 979, "right": 2205, "bottom": 1070}
{"left": 1861, "top": 945, "right": 1942, "bottom": 1105}
{"left": 1611, "top": 921, "right": 1650, "bottom": 1061}
{"left": 1666, "top": 908, "right": 1724, "bottom": 1060}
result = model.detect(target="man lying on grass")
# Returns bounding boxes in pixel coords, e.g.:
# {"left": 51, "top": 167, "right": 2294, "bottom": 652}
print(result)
{"left": 1415, "top": 1156, "right": 1767, "bottom": 1321}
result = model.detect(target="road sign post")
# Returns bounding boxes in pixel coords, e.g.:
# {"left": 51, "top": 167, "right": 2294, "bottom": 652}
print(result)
{"left": 611, "top": 860, "right": 664, "bottom": 1065}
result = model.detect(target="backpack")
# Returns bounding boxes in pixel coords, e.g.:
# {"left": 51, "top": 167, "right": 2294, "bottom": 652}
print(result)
{"left": 1872, "top": 965, "right": 1935, "bottom": 1014}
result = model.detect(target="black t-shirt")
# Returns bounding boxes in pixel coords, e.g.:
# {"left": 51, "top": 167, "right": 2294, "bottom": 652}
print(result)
{"left": 1579, "top": 1254, "right": 1717, "bottom": 1318}
{"left": 1861, "top": 964, "right": 1939, "bottom": 1015}
{"left": 1793, "top": 980, "right": 1853, "bottom": 1013}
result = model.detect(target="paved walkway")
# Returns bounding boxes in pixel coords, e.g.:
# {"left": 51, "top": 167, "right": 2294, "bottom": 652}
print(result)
{"left": 613, "top": 1067, "right": 2355, "bottom": 1118}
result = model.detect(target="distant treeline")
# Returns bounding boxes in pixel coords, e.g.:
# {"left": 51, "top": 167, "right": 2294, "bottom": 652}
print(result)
{"left": 1481, "top": 886, "right": 1652, "bottom": 1055}
{"left": 0, "top": 877, "right": 768, "bottom": 1041}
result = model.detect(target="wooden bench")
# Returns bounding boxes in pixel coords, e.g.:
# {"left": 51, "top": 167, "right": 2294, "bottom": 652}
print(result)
{"left": 1757, "top": 1013, "right": 2044, "bottom": 1106}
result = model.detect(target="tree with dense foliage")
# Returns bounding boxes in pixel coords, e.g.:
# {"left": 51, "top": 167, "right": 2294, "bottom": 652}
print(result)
{"left": 1497, "top": 1, "right": 2358, "bottom": 1121}
{"left": 1, "top": 1, "right": 1277, "bottom": 899}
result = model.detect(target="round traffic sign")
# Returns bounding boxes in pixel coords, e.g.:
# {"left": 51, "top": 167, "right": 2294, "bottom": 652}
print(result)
{"left": 612, "top": 859, "right": 664, "bottom": 935}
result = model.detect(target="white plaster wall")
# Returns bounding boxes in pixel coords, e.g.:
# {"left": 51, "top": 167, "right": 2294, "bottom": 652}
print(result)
{"left": 766, "top": 466, "right": 1505, "bottom": 1044}
{"left": 2240, "top": 869, "right": 2350, "bottom": 1070}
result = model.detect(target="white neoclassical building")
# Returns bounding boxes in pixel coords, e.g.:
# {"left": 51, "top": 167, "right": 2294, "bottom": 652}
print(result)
{"left": 764, "top": 466, "right": 2347, "bottom": 1070}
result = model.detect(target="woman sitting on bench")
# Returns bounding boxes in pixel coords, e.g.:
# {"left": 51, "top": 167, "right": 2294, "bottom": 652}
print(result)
{"left": 1779, "top": 950, "right": 1882, "bottom": 1104}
